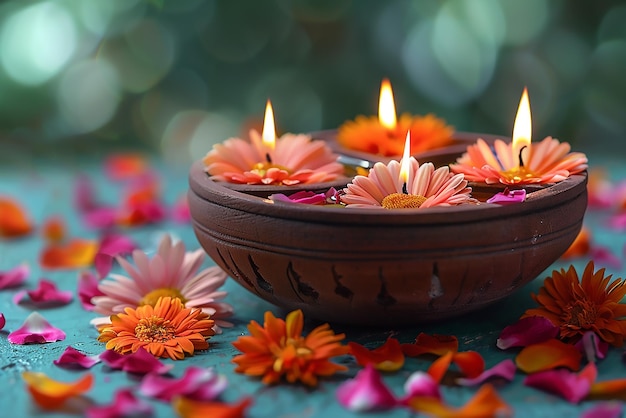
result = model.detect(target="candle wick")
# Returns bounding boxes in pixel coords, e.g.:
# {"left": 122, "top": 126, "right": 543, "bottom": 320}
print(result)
{"left": 402, "top": 183, "right": 408, "bottom": 194}
{"left": 265, "top": 153, "right": 273, "bottom": 164}
{"left": 518, "top": 145, "right": 527, "bottom": 168}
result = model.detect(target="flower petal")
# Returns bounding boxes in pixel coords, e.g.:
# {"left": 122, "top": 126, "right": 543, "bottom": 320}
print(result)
{"left": 408, "top": 384, "right": 512, "bottom": 417}
{"left": 99, "top": 347, "right": 172, "bottom": 375}
{"left": 54, "top": 346, "right": 101, "bottom": 369}
{"left": 172, "top": 194, "right": 191, "bottom": 223}
{"left": 575, "top": 332, "right": 609, "bottom": 363}
{"left": 401, "top": 333, "right": 458, "bottom": 357}
{"left": 140, "top": 367, "right": 227, "bottom": 402}
{"left": 452, "top": 351, "right": 485, "bottom": 379}
{"left": 78, "top": 270, "right": 105, "bottom": 311}
{"left": 457, "top": 359, "right": 517, "bottom": 386}
{"left": 486, "top": 188, "right": 526, "bottom": 204}
{"left": 401, "top": 371, "right": 440, "bottom": 402}
{"left": 13, "top": 279, "right": 73, "bottom": 306}
{"left": 497, "top": 316, "right": 559, "bottom": 349}
{"left": 580, "top": 402, "right": 623, "bottom": 418}
{"left": 40, "top": 239, "right": 99, "bottom": 270}
{"left": 0, "top": 263, "right": 29, "bottom": 289}
{"left": 0, "top": 196, "right": 33, "bottom": 238}
{"left": 0, "top": 312, "right": 5, "bottom": 330}
{"left": 95, "top": 233, "right": 137, "bottom": 278}
{"left": 104, "top": 153, "right": 149, "bottom": 181}
{"left": 8, "top": 312, "right": 66, "bottom": 344}
{"left": 85, "top": 388, "right": 153, "bottom": 418}
{"left": 523, "top": 362, "right": 596, "bottom": 403}
{"left": 22, "top": 371, "right": 93, "bottom": 410}
{"left": 516, "top": 339, "right": 582, "bottom": 373}
{"left": 42, "top": 216, "right": 65, "bottom": 243}
{"left": 336, "top": 364, "right": 397, "bottom": 412}
{"left": 348, "top": 337, "right": 405, "bottom": 372}
{"left": 172, "top": 396, "right": 252, "bottom": 418}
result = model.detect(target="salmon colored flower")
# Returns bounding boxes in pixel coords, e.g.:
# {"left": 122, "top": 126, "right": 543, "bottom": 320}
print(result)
{"left": 337, "top": 113, "right": 453, "bottom": 157}
{"left": 341, "top": 157, "right": 474, "bottom": 209}
{"left": 22, "top": 371, "right": 93, "bottom": 410}
{"left": 0, "top": 196, "right": 33, "bottom": 238}
{"left": 91, "top": 234, "right": 233, "bottom": 332}
{"left": 348, "top": 337, "right": 405, "bottom": 372}
{"left": 232, "top": 309, "right": 350, "bottom": 386}
{"left": 172, "top": 396, "right": 252, "bottom": 418}
{"left": 450, "top": 136, "right": 587, "bottom": 185}
{"left": 523, "top": 261, "right": 626, "bottom": 347}
{"left": 97, "top": 296, "right": 215, "bottom": 360}
{"left": 203, "top": 129, "right": 343, "bottom": 186}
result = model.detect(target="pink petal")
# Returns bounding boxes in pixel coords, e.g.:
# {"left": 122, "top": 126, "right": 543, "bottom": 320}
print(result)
{"left": 524, "top": 362, "right": 597, "bottom": 404}
{"left": 54, "top": 346, "right": 101, "bottom": 369}
{"left": 83, "top": 207, "right": 118, "bottom": 229}
{"left": 336, "top": 364, "right": 398, "bottom": 412}
{"left": 99, "top": 348, "right": 172, "bottom": 375}
{"left": 13, "top": 279, "right": 73, "bottom": 306}
{"left": 486, "top": 188, "right": 527, "bottom": 204}
{"left": 580, "top": 402, "right": 623, "bottom": 418}
{"left": 608, "top": 213, "right": 626, "bottom": 230}
{"left": 172, "top": 194, "right": 191, "bottom": 223}
{"left": 496, "top": 316, "right": 559, "bottom": 349}
{"left": 589, "top": 246, "right": 622, "bottom": 270}
{"left": 74, "top": 175, "right": 98, "bottom": 213}
{"left": 95, "top": 234, "right": 136, "bottom": 278}
{"left": 269, "top": 191, "right": 328, "bottom": 205}
{"left": 8, "top": 312, "right": 66, "bottom": 344}
{"left": 85, "top": 388, "right": 153, "bottom": 418}
{"left": 0, "top": 263, "right": 29, "bottom": 289}
{"left": 401, "top": 371, "right": 440, "bottom": 401}
{"left": 78, "top": 270, "right": 105, "bottom": 311}
{"left": 576, "top": 332, "right": 609, "bottom": 363}
{"left": 139, "top": 367, "right": 228, "bottom": 402}
{"left": 456, "top": 359, "right": 517, "bottom": 386}
{"left": 0, "top": 313, "right": 5, "bottom": 330}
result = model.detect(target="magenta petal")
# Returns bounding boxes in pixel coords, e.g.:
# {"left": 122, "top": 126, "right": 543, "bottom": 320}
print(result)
{"left": 0, "top": 313, "right": 5, "bottom": 330}
{"left": 589, "top": 246, "right": 622, "bottom": 270}
{"left": 456, "top": 359, "right": 516, "bottom": 386}
{"left": 139, "top": 367, "right": 227, "bottom": 402}
{"left": 0, "top": 263, "right": 29, "bottom": 289}
{"left": 576, "top": 332, "right": 609, "bottom": 363}
{"left": 580, "top": 402, "right": 623, "bottom": 418}
{"left": 496, "top": 316, "right": 559, "bottom": 349}
{"left": 487, "top": 189, "right": 526, "bottom": 205}
{"left": 172, "top": 195, "right": 191, "bottom": 223}
{"left": 524, "top": 367, "right": 593, "bottom": 404}
{"left": 83, "top": 207, "right": 118, "bottom": 229}
{"left": 336, "top": 364, "right": 398, "bottom": 412}
{"left": 608, "top": 213, "right": 626, "bottom": 231}
{"left": 95, "top": 234, "right": 136, "bottom": 278}
{"left": 85, "top": 388, "right": 153, "bottom": 418}
{"left": 8, "top": 312, "right": 66, "bottom": 344}
{"left": 14, "top": 279, "right": 73, "bottom": 306}
{"left": 100, "top": 348, "right": 172, "bottom": 375}
{"left": 401, "top": 371, "right": 441, "bottom": 402}
{"left": 269, "top": 191, "right": 327, "bottom": 205}
{"left": 54, "top": 346, "right": 101, "bottom": 369}
{"left": 78, "top": 270, "right": 105, "bottom": 311}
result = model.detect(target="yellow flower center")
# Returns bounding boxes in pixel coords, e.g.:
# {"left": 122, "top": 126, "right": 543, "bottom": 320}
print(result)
{"left": 134, "top": 316, "right": 176, "bottom": 343}
{"left": 381, "top": 193, "right": 427, "bottom": 209}
{"left": 272, "top": 337, "right": 314, "bottom": 372}
{"left": 563, "top": 299, "right": 597, "bottom": 329}
{"left": 501, "top": 167, "right": 537, "bottom": 184}
{"left": 140, "top": 288, "right": 187, "bottom": 307}
{"left": 251, "top": 162, "right": 292, "bottom": 176}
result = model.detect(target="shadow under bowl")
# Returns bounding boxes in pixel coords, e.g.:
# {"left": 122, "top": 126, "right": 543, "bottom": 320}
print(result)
{"left": 188, "top": 143, "right": 587, "bottom": 326}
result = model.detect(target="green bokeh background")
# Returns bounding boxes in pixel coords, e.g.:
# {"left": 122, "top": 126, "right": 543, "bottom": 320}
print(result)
{"left": 1, "top": 0, "right": 625, "bottom": 164}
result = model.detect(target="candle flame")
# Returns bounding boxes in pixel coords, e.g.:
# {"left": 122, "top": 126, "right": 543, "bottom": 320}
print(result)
{"left": 378, "top": 78, "right": 397, "bottom": 130}
{"left": 262, "top": 99, "right": 276, "bottom": 150}
{"left": 512, "top": 87, "right": 531, "bottom": 166}
{"left": 400, "top": 131, "right": 411, "bottom": 185}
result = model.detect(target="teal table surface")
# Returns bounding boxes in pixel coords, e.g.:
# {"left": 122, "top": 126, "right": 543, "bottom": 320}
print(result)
{"left": 1, "top": 156, "right": 625, "bottom": 417}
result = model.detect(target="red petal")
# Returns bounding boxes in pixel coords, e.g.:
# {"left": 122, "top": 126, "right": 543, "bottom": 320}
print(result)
{"left": 401, "top": 333, "right": 458, "bottom": 357}
{"left": 349, "top": 337, "right": 405, "bottom": 372}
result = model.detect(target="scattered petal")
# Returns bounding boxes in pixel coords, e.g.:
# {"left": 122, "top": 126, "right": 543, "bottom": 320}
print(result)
{"left": 78, "top": 270, "right": 105, "bottom": 311}
{"left": 94, "top": 233, "right": 136, "bottom": 278}
{"left": 8, "top": 311, "right": 66, "bottom": 344}
{"left": 99, "top": 347, "right": 173, "bottom": 375}
{"left": 457, "top": 359, "right": 517, "bottom": 386}
{"left": 580, "top": 402, "right": 623, "bottom": 418}
{"left": 104, "top": 154, "right": 149, "bottom": 181}
{"left": 575, "top": 332, "right": 609, "bottom": 363}
{"left": 589, "top": 246, "right": 622, "bottom": 270}
{"left": 22, "top": 371, "right": 93, "bottom": 410}
{"left": 0, "top": 312, "right": 5, "bottom": 330}
{"left": 408, "top": 384, "right": 512, "bottom": 417}
{"left": 40, "top": 238, "right": 99, "bottom": 270}
{"left": 486, "top": 188, "right": 526, "bottom": 204}
{"left": 54, "top": 346, "right": 101, "bottom": 369}
{"left": 42, "top": 216, "right": 66, "bottom": 243}
{"left": 140, "top": 367, "right": 227, "bottom": 402}
{"left": 0, "top": 196, "right": 33, "bottom": 238}
{"left": 589, "top": 379, "right": 626, "bottom": 400}
{"left": 348, "top": 337, "right": 405, "bottom": 372}
{"left": 516, "top": 339, "right": 582, "bottom": 373}
{"left": 523, "top": 362, "right": 596, "bottom": 404}
{"left": 172, "top": 194, "right": 191, "bottom": 223}
{"left": 0, "top": 263, "right": 29, "bottom": 289}
{"left": 269, "top": 190, "right": 329, "bottom": 205}
{"left": 401, "top": 371, "right": 441, "bottom": 402}
{"left": 401, "top": 333, "right": 458, "bottom": 357}
{"left": 172, "top": 396, "right": 252, "bottom": 418}
{"left": 336, "top": 364, "right": 397, "bottom": 412}
{"left": 13, "top": 279, "right": 73, "bottom": 306}
{"left": 496, "top": 316, "right": 559, "bottom": 349}
{"left": 86, "top": 388, "right": 153, "bottom": 418}
{"left": 452, "top": 351, "right": 485, "bottom": 379}
{"left": 427, "top": 351, "right": 453, "bottom": 383}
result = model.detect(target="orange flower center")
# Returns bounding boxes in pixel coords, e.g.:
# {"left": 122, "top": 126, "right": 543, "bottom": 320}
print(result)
{"left": 134, "top": 316, "right": 176, "bottom": 343}
{"left": 272, "top": 337, "right": 314, "bottom": 372}
{"left": 140, "top": 288, "right": 187, "bottom": 307}
{"left": 381, "top": 193, "right": 427, "bottom": 209}
{"left": 562, "top": 299, "right": 597, "bottom": 329}
{"left": 500, "top": 167, "right": 537, "bottom": 184}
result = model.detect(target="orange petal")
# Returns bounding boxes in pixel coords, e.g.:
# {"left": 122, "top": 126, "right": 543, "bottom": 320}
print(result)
{"left": 172, "top": 396, "right": 252, "bottom": 418}
{"left": 409, "top": 384, "right": 512, "bottom": 418}
{"left": 452, "top": 351, "right": 485, "bottom": 379}
{"left": 349, "top": 337, "right": 405, "bottom": 372}
{"left": 516, "top": 339, "right": 582, "bottom": 373}
{"left": 105, "top": 153, "right": 149, "bottom": 180}
{"left": 40, "top": 238, "right": 99, "bottom": 269}
{"left": 402, "top": 333, "right": 459, "bottom": 357}
{"left": 0, "top": 197, "right": 33, "bottom": 238}
{"left": 427, "top": 351, "right": 454, "bottom": 383}
{"left": 589, "top": 379, "right": 626, "bottom": 400}
{"left": 561, "top": 227, "right": 590, "bottom": 259}
{"left": 42, "top": 216, "right": 66, "bottom": 243}
{"left": 22, "top": 371, "right": 93, "bottom": 410}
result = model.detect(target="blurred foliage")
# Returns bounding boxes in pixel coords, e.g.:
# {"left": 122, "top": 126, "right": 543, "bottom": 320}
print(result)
{"left": 0, "top": 0, "right": 625, "bottom": 165}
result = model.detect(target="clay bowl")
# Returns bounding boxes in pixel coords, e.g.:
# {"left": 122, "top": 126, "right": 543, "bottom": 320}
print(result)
{"left": 188, "top": 135, "right": 587, "bottom": 326}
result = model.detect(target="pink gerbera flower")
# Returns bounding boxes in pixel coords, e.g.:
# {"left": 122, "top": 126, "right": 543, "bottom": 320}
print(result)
{"left": 203, "top": 129, "right": 344, "bottom": 186}
{"left": 341, "top": 157, "right": 475, "bottom": 209}
{"left": 449, "top": 137, "right": 588, "bottom": 185}
{"left": 91, "top": 235, "right": 233, "bottom": 332}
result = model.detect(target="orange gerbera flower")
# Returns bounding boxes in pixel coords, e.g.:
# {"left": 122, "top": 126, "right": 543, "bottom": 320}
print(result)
{"left": 97, "top": 297, "right": 215, "bottom": 360}
{"left": 337, "top": 113, "right": 453, "bottom": 157}
{"left": 232, "top": 309, "right": 350, "bottom": 386}
{"left": 523, "top": 262, "right": 626, "bottom": 347}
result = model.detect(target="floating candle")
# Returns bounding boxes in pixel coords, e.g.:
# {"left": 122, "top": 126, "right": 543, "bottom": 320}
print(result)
{"left": 337, "top": 78, "right": 454, "bottom": 157}
{"left": 450, "top": 88, "right": 588, "bottom": 185}
{"left": 203, "top": 100, "right": 344, "bottom": 186}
